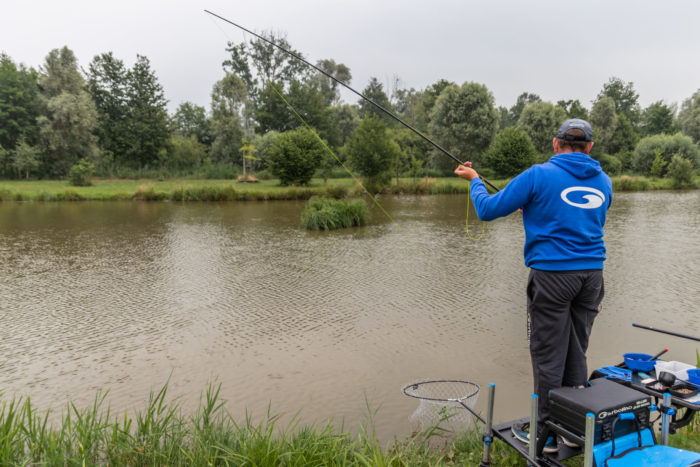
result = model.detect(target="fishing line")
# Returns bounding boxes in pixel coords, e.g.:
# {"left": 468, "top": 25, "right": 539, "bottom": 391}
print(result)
{"left": 208, "top": 12, "right": 453, "bottom": 276}
{"left": 206, "top": 10, "right": 492, "bottom": 242}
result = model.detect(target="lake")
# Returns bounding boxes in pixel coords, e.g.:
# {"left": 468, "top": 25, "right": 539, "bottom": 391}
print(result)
{"left": 0, "top": 191, "right": 698, "bottom": 442}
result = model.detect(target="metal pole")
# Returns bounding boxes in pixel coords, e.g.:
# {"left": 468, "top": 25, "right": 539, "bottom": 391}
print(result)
{"left": 480, "top": 383, "right": 496, "bottom": 467}
{"left": 529, "top": 394, "right": 538, "bottom": 466}
{"left": 583, "top": 412, "right": 595, "bottom": 467}
{"left": 661, "top": 392, "right": 673, "bottom": 445}
{"left": 632, "top": 323, "right": 700, "bottom": 342}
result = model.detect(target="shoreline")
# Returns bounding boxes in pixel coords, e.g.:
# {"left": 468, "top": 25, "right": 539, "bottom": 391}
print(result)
{"left": 0, "top": 175, "right": 696, "bottom": 202}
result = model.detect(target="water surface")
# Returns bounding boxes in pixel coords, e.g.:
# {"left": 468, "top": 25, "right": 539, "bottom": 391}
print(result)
{"left": 0, "top": 192, "right": 698, "bottom": 441}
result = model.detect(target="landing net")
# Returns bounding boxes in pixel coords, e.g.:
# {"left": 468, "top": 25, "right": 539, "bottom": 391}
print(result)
{"left": 402, "top": 380, "right": 480, "bottom": 435}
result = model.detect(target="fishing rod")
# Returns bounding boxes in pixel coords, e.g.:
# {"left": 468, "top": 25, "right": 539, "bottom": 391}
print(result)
{"left": 632, "top": 323, "right": 700, "bottom": 342}
{"left": 204, "top": 9, "right": 499, "bottom": 193}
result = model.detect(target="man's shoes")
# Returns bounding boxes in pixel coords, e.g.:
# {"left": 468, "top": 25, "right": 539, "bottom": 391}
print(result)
{"left": 511, "top": 422, "right": 559, "bottom": 453}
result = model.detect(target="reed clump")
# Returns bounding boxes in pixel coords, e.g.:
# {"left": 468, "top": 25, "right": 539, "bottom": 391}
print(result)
{"left": 301, "top": 196, "right": 368, "bottom": 231}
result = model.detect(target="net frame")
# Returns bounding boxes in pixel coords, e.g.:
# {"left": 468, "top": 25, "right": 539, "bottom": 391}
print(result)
{"left": 402, "top": 379, "right": 484, "bottom": 425}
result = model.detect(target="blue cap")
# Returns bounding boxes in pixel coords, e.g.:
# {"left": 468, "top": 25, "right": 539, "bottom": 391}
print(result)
{"left": 557, "top": 118, "right": 593, "bottom": 142}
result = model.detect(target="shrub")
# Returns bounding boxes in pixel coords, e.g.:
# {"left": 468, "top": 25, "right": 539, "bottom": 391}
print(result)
{"left": 667, "top": 154, "right": 695, "bottom": 188}
{"left": 597, "top": 154, "right": 623, "bottom": 176}
{"left": 633, "top": 133, "right": 700, "bottom": 175}
{"left": 483, "top": 127, "right": 537, "bottom": 177}
{"left": 300, "top": 196, "right": 368, "bottom": 231}
{"left": 267, "top": 128, "right": 326, "bottom": 186}
{"left": 68, "top": 159, "right": 95, "bottom": 186}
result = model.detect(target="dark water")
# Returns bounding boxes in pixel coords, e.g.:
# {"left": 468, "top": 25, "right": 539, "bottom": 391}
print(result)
{"left": 0, "top": 192, "right": 698, "bottom": 441}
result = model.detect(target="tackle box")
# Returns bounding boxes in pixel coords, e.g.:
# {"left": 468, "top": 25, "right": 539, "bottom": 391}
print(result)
{"left": 549, "top": 378, "right": 652, "bottom": 444}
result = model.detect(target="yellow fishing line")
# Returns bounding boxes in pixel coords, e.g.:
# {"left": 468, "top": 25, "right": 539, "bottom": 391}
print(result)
{"left": 465, "top": 182, "right": 485, "bottom": 241}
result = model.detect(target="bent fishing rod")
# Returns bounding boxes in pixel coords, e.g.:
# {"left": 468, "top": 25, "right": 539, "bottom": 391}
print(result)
{"left": 204, "top": 9, "right": 499, "bottom": 193}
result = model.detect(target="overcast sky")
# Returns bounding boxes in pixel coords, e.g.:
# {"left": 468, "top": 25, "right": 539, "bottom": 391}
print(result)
{"left": 2, "top": 0, "right": 699, "bottom": 114}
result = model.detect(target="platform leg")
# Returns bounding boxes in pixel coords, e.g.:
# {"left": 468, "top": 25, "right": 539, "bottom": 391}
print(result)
{"left": 583, "top": 412, "right": 595, "bottom": 467}
{"left": 480, "top": 383, "right": 496, "bottom": 467}
{"left": 529, "top": 394, "right": 538, "bottom": 466}
{"left": 661, "top": 392, "right": 673, "bottom": 446}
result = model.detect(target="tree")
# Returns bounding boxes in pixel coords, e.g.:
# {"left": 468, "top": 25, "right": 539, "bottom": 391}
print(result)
{"left": 358, "top": 77, "right": 393, "bottom": 121}
{"left": 483, "top": 127, "right": 538, "bottom": 177}
{"left": 0, "top": 54, "right": 40, "bottom": 151}
{"left": 309, "top": 59, "right": 351, "bottom": 106}
{"left": 677, "top": 89, "right": 700, "bottom": 144}
{"left": 37, "top": 47, "right": 99, "bottom": 177}
{"left": 507, "top": 92, "right": 541, "bottom": 128}
{"left": 266, "top": 127, "right": 325, "bottom": 185}
{"left": 11, "top": 139, "right": 40, "bottom": 179}
{"left": 641, "top": 101, "right": 676, "bottom": 136}
{"left": 589, "top": 96, "right": 617, "bottom": 154}
{"left": 87, "top": 52, "right": 130, "bottom": 163}
{"left": 607, "top": 113, "right": 639, "bottom": 162}
{"left": 556, "top": 99, "right": 589, "bottom": 120}
{"left": 596, "top": 77, "right": 641, "bottom": 125}
{"left": 172, "top": 102, "right": 211, "bottom": 145}
{"left": 209, "top": 74, "right": 247, "bottom": 164}
{"left": 411, "top": 79, "right": 454, "bottom": 131}
{"left": 164, "top": 135, "right": 206, "bottom": 171}
{"left": 428, "top": 82, "right": 499, "bottom": 170}
{"left": 516, "top": 102, "right": 567, "bottom": 156}
{"left": 633, "top": 133, "right": 700, "bottom": 175}
{"left": 124, "top": 55, "right": 170, "bottom": 167}
{"left": 345, "top": 114, "right": 401, "bottom": 191}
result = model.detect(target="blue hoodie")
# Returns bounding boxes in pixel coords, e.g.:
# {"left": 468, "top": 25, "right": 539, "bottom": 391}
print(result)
{"left": 470, "top": 152, "right": 612, "bottom": 271}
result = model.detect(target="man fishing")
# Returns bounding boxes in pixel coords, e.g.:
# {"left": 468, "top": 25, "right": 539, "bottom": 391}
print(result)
{"left": 455, "top": 118, "right": 612, "bottom": 453}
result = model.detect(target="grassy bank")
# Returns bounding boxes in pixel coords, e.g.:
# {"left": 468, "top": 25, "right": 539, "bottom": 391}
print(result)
{"left": 2, "top": 384, "right": 699, "bottom": 466}
{"left": 0, "top": 175, "right": 696, "bottom": 202}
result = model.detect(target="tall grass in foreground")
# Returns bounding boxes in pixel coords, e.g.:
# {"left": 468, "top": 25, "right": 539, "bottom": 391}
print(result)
{"left": 0, "top": 383, "right": 529, "bottom": 466}
{"left": 301, "top": 196, "right": 369, "bottom": 231}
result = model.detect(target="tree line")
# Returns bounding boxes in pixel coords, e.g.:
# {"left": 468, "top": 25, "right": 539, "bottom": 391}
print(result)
{"left": 1, "top": 34, "right": 699, "bottom": 188}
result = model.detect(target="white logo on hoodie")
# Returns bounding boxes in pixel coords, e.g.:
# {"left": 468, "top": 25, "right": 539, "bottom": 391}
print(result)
{"left": 560, "top": 187, "right": 605, "bottom": 209}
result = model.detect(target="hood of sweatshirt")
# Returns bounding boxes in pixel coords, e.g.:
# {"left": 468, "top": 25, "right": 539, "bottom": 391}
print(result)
{"left": 548, "top": 152, "right": 602, "bottom": 179}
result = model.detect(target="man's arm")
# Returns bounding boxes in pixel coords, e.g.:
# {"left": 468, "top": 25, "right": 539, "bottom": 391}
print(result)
{"left": 455, "top": 164, "right": 533, "bottom": 221}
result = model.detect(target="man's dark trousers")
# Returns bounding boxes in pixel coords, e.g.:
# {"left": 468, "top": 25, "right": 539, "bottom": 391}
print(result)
{"left": 527, "top": 268, "right": 604, "bottom": 424}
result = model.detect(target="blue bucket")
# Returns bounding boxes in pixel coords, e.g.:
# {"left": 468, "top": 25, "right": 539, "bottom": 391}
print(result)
{"left": 623, "top": 353, "right": 656, "bottom": 372}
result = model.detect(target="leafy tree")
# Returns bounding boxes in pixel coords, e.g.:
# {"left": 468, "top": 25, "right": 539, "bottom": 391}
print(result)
{"left": 172, "top": 102, "right": 211, "bottom": 145}
{"left": 633, "top": 133, "right": 700, "bottom": 175}
{"left": 310, "top": 59, "right": 351, "bottom": 106}
{"left": 677, "top": 89, "right": 700, "bottom": 144}
{"left": 516, "top": 102, "right": 567, "bottom": 156}
{"left": 0, "top": 145, "right": 8, "bottom": 176}
{"left": 0, "top": 54, "right": 40, "bottom": 151}
{"left": 209, "top": 74, "right": 247, "bottom": 164}
{"left": 483, "top": 127, "right": 538, "bottom": 177}
{"left": 589, "top": 96, "right": 617, "bottom": 155}
{"left": 391, "top": 127, "right": 432, "bottom": 174}
{"left": 557, "top": 99, "right": 589, "bottom": 120}
{"left": 411, "top": 79, "right": 454, "bottom": 130}
{"left": 358, "top": 77, "right": 393, "bottom": 121}
{"left": 250, "top": 130, "right": 280, "bottom": 170}
{"left": 428, "top": 82, "right": 498, "bottom": 170}
{"left": 266, "top": 127, "right": 325, "bottom": 185}
{"left": 641, "top": 101, "right": 676, "bottom": 136}
{"left": 667, "top": 154, "right": 695, "bottom": 188}
{"left": 223, "top": 31, "right": 307, "bottom": 105}
{"left": 329, "top": 104, "right": 360, "bottom": 150}
{"left": 37, "top": 47, "right": 99, "bottom": 177}
{"left": 346, "top": 114, "right": 401, "bottom": 191}
{"left": 124, "top": 55, "right": 170, "bottom": 167}
{"left": 596, "top": 77, "right": 641, "bottom": 125}
{"left": 607, "top": 114, "right": 639, "bottom": 160}
{"left": 11, "top": 139, "right": 40, "bottom": 179}
{"left": 507, "top": 92, "right": 541, "bottom": 128}
{"left": 87, "top": 52, "right": 130, "bottom": 163}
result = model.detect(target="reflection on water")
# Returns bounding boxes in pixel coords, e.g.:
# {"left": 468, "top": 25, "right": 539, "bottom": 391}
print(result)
{"left": 0, "top": 192, "right": 698, "bottom": 441}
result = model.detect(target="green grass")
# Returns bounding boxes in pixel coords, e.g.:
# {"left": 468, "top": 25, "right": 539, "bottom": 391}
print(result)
{"left": 300, "top": 197, "right": 369, "bottom": 230}
{"left": 2, "top": 384, "right": 700, "bottom": 465}
{"left": 0, "top": 174, "right": 697, "bottom": 202}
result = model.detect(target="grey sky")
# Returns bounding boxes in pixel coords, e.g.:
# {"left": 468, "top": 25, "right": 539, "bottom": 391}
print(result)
{"left": 2, "top": 0, "right": 699, "bottom": 113}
